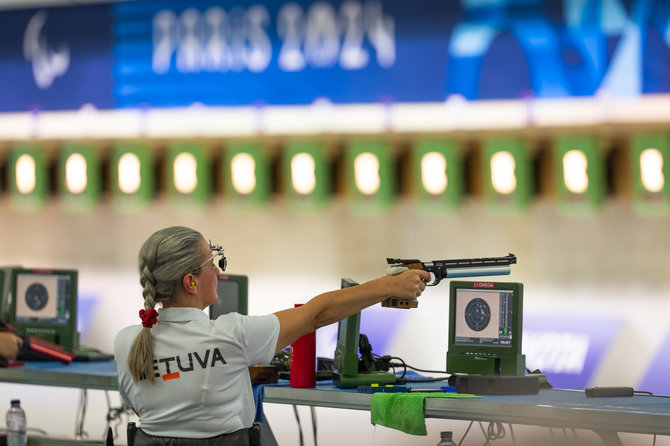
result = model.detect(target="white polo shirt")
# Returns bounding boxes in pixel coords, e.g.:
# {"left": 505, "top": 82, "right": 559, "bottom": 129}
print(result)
{"left": 114, "top": 307, "right": 279, "bottom": 438}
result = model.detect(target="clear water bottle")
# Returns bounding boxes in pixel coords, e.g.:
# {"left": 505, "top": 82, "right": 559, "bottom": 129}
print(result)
{"left": 436, "top": 430, "right": 457, "bottom": 446}
{"left": 6, "top": 399, "right": 27, "bottom": 446}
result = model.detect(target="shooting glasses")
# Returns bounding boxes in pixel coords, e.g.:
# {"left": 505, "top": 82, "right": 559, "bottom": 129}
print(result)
{"left": 193, "top": 240, "right": 227, "bottom": 273}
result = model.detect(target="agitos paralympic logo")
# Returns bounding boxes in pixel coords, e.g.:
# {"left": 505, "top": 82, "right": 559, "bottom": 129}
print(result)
{"left": 150, "top": 347, "right": 227, "bottom": 381}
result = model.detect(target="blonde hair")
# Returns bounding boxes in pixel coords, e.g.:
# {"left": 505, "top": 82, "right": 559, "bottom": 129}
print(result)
{"left": 127, "top": 226, "right": 204, "bottom": 383}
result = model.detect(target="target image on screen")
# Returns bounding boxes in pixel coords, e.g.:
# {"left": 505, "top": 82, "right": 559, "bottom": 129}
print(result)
{"left": 15, "top": 273, "right": 72, "bottom": 324}
{"left": 454, "top": 288, "right": 514, "bottom": 347}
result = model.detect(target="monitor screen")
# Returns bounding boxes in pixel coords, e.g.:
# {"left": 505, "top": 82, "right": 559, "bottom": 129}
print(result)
{"left": 453, "top": 287, "right": 514, "bottom": 347}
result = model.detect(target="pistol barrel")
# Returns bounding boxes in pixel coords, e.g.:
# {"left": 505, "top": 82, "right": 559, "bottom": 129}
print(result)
{"left": 444, "top": 265, "right": 511, "bottom": 278}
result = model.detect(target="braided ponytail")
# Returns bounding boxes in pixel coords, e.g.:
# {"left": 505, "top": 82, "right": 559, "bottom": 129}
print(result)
{"left": 127, "top": 226, "right": 204, "bottom": 383}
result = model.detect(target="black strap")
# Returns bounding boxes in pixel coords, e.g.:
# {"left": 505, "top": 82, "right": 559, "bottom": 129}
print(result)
{"left": 127, "top": 422, "right": 138, "bottom": 446}
{"left": 105, "top": 426, "right": 115, "bottom": 446}
{"left": 249, "top": 423, "right": 261, "bottom": 446}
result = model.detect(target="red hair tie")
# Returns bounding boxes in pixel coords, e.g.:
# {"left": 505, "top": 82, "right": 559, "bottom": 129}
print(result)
{"left": 139, "top": 309, "right": 158, "bottom": 328}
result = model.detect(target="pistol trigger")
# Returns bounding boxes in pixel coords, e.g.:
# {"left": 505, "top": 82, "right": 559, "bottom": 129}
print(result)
{"left": 386, "top": 265, "right": 409, "bottom": 276}
{"left": 426, "top": 272, "right": 440, "bottom": 286}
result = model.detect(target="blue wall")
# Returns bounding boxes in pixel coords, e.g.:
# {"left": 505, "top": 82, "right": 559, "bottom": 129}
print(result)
{"left": 3, "top": 0, "right": 670, "bottom": 111}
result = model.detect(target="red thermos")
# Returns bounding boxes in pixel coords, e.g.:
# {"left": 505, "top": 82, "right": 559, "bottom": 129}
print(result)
{"left": 290, "top": 304, "right": 316, "bottom": 388}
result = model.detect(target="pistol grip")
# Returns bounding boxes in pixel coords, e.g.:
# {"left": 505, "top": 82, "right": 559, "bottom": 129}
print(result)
{"left": 381, "top": 297, "right": 419, "bottom": 309}
{"left": 386, "top": 265, "right": 409, "bottom": 275}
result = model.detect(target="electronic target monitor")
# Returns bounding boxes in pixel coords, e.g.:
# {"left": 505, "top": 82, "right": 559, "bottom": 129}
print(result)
{"left": 446, "top": 281, "right": 525, "bottom": 376}
{"left": 209, "top": 274, "right": 248, "bottom": 318}
{"left": 1, "top": 267, "right": 79, "bottom": 350}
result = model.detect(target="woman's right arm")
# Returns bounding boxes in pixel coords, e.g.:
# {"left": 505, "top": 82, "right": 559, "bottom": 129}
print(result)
{"left": 273, "top": 269, "right": 430, "bottom": 353}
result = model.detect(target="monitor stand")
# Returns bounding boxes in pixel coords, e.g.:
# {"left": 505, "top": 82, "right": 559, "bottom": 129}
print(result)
{"left": 73, "top": 345, "right": 114, "bottom": 361}
{"left": 333, "top": 312, "right": 395, "bottom": 389}
{"left": 448, "top": 373, "right": 540, "bottom": 395}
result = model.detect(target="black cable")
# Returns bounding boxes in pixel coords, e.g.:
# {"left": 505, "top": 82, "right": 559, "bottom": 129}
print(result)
{"left": 401, "top": 376, "right": 450, "bottom": 383}
{"left": 292, "top": 405, "right": 304, "bottom": 446}
{"left": 486, "top": 422, "right": 505, "bottom": 440}
{"left": 75, "top": 390, "right": 82, "bottom": 436}
{"left": 634, "top": 390, "right": 655, "bottom": 395}
{"left": 102, "top": 390, "right": 112, "bottom": 440}
{"left": 508, "top": 423, "right": 516, "bottom": 445}
{"left": 478, "top": 421, "right": 491, "bottom": 446}
{"left": 376, "top": 355, "right": 451, "bottom": 384}
{"left": 26, "top": 427, "right": 49, "bottom": 436}
{"left": 370, "top": 353, "right": 452, "bottom": 383}
{"left": 384, "top": 357, "right": 450, "bottom": 376}
{"left": 457, "top": 420, "right": 474, "bottom": 446}
{"left": 310, "top": 406, "right": 318, "bottom": 446}
{"left": 104, "top": 392, "right": 114, "bottom": 436}
{"left": 82, "top": 389, "right": 88, "bottom": 437}
{"left": 75, "top": 389, "right": 88, "bottom": 439}
{"left": 386, "top": 359, "right": 450, "bottom": 383}
{"left": 402, "top": 365, "right": 450, "bottom": 375}
{"left": 383, "top": 356, "right": 406, "bottom": 380}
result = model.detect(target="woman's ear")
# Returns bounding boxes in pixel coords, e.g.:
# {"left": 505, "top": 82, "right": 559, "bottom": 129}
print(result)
{"left": 183, "top": 274, "right": 197, "bottom": 293}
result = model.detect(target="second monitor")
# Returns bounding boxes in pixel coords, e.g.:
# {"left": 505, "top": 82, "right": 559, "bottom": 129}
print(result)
{"left": 0, "top": 267, "right": 79, "bottom": 351}
{"left": 209, "top": 274, "right": 248, "bottom": 318}
{"left": 446, "top": 280, "right": 525, "bottom": 376}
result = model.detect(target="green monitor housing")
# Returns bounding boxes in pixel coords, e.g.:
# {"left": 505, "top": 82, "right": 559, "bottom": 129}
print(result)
{"left": 332, "top": 278, "right": 396, "bottom": 388}
{"left": 333, "top": 278, "right": 361, "bottom": 380}
{"left": 446, "top": 280, "right": 525, "bottom": 376}
{"left": 0, "top": 267, "right": 17, "bottom": 319}
{"left": 1, "top": 267, "right": 79, "bottom": 351}
{"left": 209, "top": 274, "right": 248, "bottom": 318}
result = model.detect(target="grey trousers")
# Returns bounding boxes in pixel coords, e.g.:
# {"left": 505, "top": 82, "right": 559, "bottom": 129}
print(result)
{"left": 128, "top": 423, "right": 260, "bottom": 446}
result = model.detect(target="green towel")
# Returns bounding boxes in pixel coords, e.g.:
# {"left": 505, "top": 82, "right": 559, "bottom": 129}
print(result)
{"left": 370, "top": 392, "right": 483, "bottom": 436}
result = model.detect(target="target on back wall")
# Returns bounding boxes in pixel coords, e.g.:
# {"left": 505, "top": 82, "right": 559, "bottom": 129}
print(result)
{"left": 282, "top": 141, "right": 331, "bottom": 213}
{"left": 58, "top": 142, "right": 101, "bottom": 212}
{"left": 411, "top": 139, "right": 464, "bottom": 212}
{"left": 223, "top": 142, "right": 271, "bottom": 208}
{"left": 482, "top": 138, "right": 532, "bottom": 211}
{"left": 553, "top": 135, "right": 606, "bottom": 213}
{"left": 345, "top": 140, "right": 395, "bottom": 214}
{"left": 165, "top": 142, "right": 211, "bottom": 207}
{"left": 9, "top": 143, "right": 49, "bottom": 212}
{"left": 631, "top": 133, "right": 670, "bottom": 215}
{"left": 110, "top": 142, "right": 155, "bottom": 211}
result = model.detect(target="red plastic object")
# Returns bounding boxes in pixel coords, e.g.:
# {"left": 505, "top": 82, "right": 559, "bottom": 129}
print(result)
{"left": 289, "top": 304, "right": 316, "bottom": 388}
